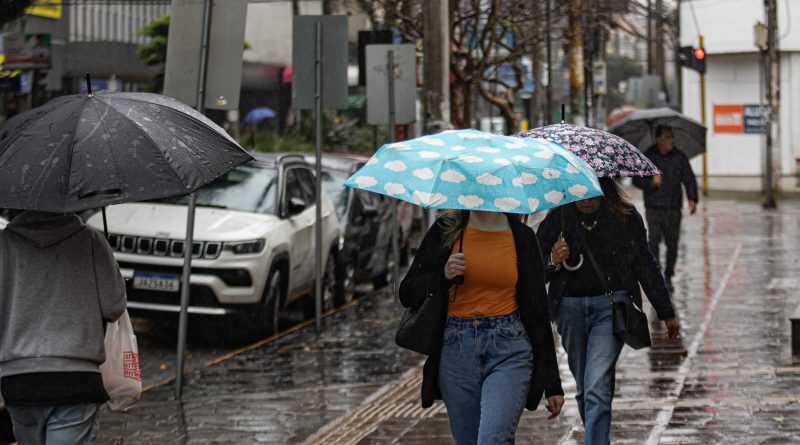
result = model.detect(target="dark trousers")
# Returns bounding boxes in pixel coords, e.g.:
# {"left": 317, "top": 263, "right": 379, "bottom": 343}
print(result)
{"left": 645, "top": 208, "right": 682, "bottom": 279}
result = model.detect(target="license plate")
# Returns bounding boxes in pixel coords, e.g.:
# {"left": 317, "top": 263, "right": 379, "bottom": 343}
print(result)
{"left": 133, "top": 272, "right": 180, "bottom": 292}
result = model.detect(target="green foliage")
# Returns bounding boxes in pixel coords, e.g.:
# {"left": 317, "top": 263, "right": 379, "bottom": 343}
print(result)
{"left": 136, "top": 14, "right": 169, "bottom": 65}
{"left": 284, "top": 109, "right": 389, "bottom": 154}
{"left": 246, "top": 131, "right": 316, "bottom": 153}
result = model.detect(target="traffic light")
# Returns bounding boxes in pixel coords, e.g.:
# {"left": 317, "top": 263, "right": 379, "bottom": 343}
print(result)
{"left": 679, "top": 46, "right": 706, "bottom": 74}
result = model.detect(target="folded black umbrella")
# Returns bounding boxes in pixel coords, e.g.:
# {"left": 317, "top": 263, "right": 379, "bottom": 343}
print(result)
{"left": 607, "top": 107, "right": 707, "bottom": 159}
{"left": 0, "top": 91, "right": 253, "bottom": 212}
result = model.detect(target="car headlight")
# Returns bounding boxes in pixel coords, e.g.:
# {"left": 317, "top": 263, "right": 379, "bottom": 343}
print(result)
{"left": 223, "top": 239, "right": 266, "bottom": 255}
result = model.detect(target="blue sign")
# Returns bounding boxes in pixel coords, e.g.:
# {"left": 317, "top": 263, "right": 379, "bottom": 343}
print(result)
{"left": 743, "top": 104, "right": 764, "bottom": 134}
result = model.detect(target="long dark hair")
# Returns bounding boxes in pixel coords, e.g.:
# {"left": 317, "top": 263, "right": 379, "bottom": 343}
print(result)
{"left": 599, "top": 177, "right": 633, "bottom": 220}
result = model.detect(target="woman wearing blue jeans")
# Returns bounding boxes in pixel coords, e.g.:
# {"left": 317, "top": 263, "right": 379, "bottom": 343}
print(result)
{"left": 400, "top": 210, "right": 565, "bottom": 444}
{"left": 537, "top": 178, "right": 680, "bottom": 445}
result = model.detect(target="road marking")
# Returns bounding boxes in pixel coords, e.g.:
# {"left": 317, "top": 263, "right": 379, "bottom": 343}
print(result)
{"left": 645, "top": 244, "right": 742, "bottom": 445}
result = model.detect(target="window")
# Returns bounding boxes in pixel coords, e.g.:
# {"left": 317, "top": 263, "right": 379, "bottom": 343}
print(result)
{"left": 283, "top": 168, "right": 305, "bottom": 211}
{"left": 158, "top": 165, "right": 278, "bottom": 214}
{"left": 295, "top": 168, "right": 317, "bottom": 205}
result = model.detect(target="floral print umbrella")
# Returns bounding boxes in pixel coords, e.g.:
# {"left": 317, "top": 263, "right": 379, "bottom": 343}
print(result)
{"left": 344, "top": 129, "right": 602, "bottom": 215}
{"left": 516, "top": 123, "right": 661, "bottom": 177}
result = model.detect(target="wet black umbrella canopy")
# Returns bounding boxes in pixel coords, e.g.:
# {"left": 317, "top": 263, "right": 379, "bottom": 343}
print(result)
{"left": 0, "top": 88, "right": 253, "bottom": 212}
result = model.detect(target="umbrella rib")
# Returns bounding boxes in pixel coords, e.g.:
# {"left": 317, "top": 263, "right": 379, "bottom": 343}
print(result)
{"left": 100, "top": 96, "right": 240, "bottom": 189}
{"left": 82, "top": 99, "right": 124, "bottom": 199}
{"left": 95, "top": 101, "right": 192, "bottom": 193}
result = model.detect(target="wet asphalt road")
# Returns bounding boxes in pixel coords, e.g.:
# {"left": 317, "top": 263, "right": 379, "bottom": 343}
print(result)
{"left": 96, "top": 195, "right": 800, "bottom": 444}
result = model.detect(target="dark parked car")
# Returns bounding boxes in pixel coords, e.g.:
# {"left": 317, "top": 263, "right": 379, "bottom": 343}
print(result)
{"left": 306, "top": 153, "right": 403, "bottom": 304}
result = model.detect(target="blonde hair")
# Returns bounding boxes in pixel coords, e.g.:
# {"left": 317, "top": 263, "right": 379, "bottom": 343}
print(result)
{"left": 438, "top": 210, "right": 465, "bottom": 250}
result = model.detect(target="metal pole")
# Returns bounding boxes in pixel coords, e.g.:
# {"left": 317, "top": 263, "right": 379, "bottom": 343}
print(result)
{"left": 763, "top": 0, "right": 777, "bottom": 208}
{"left": 176, "top": 0, "right": 211, "bottom": 399}
{"left": 388, "top": 50, "right": 400, "bottom": 296}
{"left": 314, "top": 21, "right": 324, "bottom": 333}
{"left": 175, "top": 194, "right": 197, "bottom": 399}
{"left": 546, "top": 0, "right": 553, "bottom": 123}
{"left": 699, "top": 34, "right": 708, "bottom": 197}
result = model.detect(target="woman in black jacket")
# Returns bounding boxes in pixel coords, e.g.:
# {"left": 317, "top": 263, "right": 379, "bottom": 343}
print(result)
{"left": 399, "top": 210, "right": 564, "bottom": 445}
{"left": 537, "top": 177, "right": 680, "bottom": 445}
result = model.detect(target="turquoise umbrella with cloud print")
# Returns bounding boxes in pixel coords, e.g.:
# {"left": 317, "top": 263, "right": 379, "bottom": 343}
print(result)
{"left": 344, "top": 129, "right": 602, "bottom": 214}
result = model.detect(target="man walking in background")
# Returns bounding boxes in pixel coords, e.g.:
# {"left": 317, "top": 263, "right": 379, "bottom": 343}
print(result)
{"left": 633, "top": 125, "right": 699, "bottom": 291}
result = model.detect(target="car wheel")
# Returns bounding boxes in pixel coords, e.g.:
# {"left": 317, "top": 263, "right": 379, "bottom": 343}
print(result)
{"left": 334, "top": 257, "right": 356, "bottom": 307}
{"left": 240, "top": 266, "right": 282, "bottom": 338}
{"left": 372, "top": 245, "right": 396, "bottom": 289}
{"left": 303, "top": 252, "right": 336, "bottom": 319}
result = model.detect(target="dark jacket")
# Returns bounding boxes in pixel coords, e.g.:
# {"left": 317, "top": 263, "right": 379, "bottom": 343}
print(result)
{"left": 536, "top": 206, "right": 676, "bottom": 322}
{"left": 632, "top": 145, "right": 698, "bottom": 209}
{"left": 399, "top": 214, "right": 564, "bottom": 411}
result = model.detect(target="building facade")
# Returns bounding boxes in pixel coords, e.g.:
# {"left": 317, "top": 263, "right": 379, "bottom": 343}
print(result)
{"left": 681, "top": 0, "right": 800, "bottom": 191}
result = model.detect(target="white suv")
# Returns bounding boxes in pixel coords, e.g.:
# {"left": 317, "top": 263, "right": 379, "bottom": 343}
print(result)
{"left": 87, "top": 153, "right": 340, "bottom": 335}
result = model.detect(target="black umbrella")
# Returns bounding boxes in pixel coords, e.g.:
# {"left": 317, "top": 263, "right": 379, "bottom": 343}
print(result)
{"left": 0, "top": 90, "right": 253, "bottom": 212}
{"left": 607, "top": 107, "right": 707, "bottom": 159}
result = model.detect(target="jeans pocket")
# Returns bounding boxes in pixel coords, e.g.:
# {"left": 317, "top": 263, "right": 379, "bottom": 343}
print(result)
{"left": 496, "top": 320, "right": 525, "bottom": 341}
{"left": 442, "top": 325, "right": 459, "bottom": 346}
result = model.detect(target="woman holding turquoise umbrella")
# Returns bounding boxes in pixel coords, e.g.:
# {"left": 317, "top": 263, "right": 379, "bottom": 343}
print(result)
{"left": 345, "top": 129, "right": 604, "bottom": 444}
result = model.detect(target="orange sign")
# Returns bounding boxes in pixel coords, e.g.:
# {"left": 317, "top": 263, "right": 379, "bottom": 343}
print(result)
{"left": 713, "top": 104, "right": 744, "bottom": 133}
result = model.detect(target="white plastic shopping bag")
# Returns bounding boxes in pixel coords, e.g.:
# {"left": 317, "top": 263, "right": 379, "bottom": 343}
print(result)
{"left": 100, "top": 310, "right": 142, "bottom": 411}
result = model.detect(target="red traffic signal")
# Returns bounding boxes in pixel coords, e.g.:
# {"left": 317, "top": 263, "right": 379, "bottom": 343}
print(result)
{"left": 679, "top": 46, "right": 707, "bottom": 74}
{"left": 694, "top": 47, "right": 706, "bottom": 60}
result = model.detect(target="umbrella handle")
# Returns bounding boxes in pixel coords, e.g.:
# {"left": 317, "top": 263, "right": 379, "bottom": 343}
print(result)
{"left": 562, "top": 254, "right": 584, "bottom": 271}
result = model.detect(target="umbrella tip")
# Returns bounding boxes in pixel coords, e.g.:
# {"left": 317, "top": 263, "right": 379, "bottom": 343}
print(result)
{"left": 561, "top": 104, "right": 565, "bottom": 124}
{"left": 85, "top": 72, "right": 92, "bottom": 96}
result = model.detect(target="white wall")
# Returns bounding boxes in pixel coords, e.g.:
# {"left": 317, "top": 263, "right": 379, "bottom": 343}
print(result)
{"left": 243, "top": 1, "right": 323, "bottom": 66}
{"left": 680, "top": 0, "right": 800, "bottom": 52}
{"left": 683, "top": 53, "right": 763, "bottom": 175}
{"left": 681, "top": 0, "right": 800, "bottom": 181}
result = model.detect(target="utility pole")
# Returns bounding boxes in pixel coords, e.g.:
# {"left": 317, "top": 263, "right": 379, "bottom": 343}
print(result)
{"left": 422, "top": 0, "right": 450, "bottom": 133}
{"left": 699, "top": 34, "right": 708, "bottom": 196}
{"left": 568, "top": 0, "right": 584, "bottom": 125}
{"left": 647, "top": 0, "right": 654, "bottom": 74}
{"left": 674, "top": 0, "right": 682, "bottom": 110}
{"left": 763, "top": 0, "right": 779, "bottom": 208}
{"left": 655, "top": 0, "right": 665, "bottom": 81}
{"left": 531, "top": 0, "right": 544, "bottom": 127}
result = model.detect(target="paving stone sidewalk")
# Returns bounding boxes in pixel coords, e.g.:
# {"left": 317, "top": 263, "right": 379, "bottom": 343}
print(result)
{"left": 97, "top": 198, "right": 800, "bottom": 444}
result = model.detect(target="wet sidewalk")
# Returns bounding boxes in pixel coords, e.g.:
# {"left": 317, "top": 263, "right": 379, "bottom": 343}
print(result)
{"left": 96, "top": 197, "right": 800, "bottom": 444}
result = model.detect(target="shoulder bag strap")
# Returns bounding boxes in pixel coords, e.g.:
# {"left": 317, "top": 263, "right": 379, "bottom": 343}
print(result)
{"left": 575, "top": 228, "right": 614, "bottom": 298}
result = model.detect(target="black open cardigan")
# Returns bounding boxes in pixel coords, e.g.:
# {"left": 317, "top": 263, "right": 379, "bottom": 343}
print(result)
{"left": 398, "top": 214, "right": 564, "bottom": 410}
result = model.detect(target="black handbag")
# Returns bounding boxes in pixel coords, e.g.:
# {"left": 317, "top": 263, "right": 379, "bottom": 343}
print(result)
{"left": 394, "top": 291, "right": 446, "bottom": 355}
{"left": 395, "top": 214, "right": 468, "bottom": 355}
{"left": 578, "top": 229, "right": 652, "bottom": 350}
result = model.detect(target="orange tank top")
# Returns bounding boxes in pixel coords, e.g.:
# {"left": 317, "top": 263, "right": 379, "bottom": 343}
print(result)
{"left": 447, "top": 226, "right": 518, "bottom": 318}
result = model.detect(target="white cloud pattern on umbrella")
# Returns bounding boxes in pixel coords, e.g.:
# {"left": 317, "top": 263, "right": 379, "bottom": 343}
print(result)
{"left": 354, "top": 176, "right": 378, "bottom": 188}
{"left": 476, "top": 173, "right": 502, "bottom": 186}
{"left": 413, "top": 191, "right": 448, "bottom": 206}
{"left": 568, "top": 184, "right": 589, "bottom": 198}
{"left": 384, "top": 160, "right": 407, "bottom": 172}
{"left": 545, "top": 191, "right": 564, "bottom": 204}
{"left": 413, "top": 168, "right": 435, "bottom": 180}
{"left": 495, "top": 197, "right": 521, "bottom": 211}
{"left": 441, "top": 169, "right": 467, "bottom": 183}
{"left": 343, "top": 129, "right": 601, "bottom": 215}
{"left": 458, "top": 195, "right": 484, "bottom": 208}
{"left": 384, "top": 183, "right": 406, "bottom": 195}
